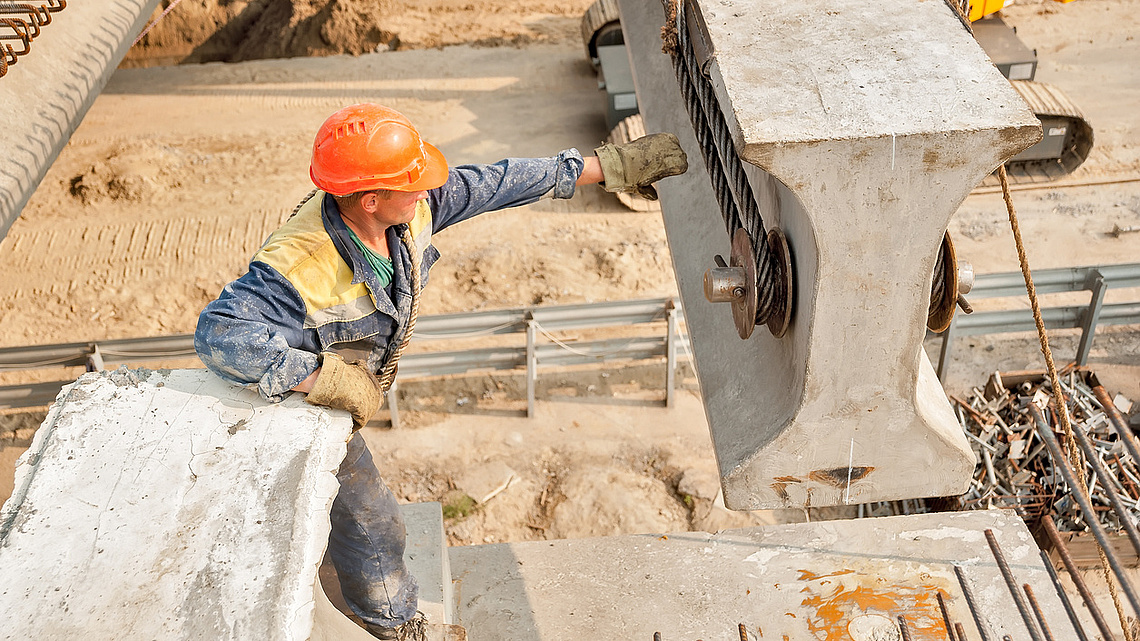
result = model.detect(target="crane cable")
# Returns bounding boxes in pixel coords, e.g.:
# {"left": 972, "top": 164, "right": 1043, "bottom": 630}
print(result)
{"left": 999, "top": 165, "right": 1134, "bottom": 641}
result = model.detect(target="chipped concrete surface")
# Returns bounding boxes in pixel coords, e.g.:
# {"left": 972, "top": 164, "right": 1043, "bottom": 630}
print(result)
{"left": 0, "top": 368, "right": 353, "bottom": 640}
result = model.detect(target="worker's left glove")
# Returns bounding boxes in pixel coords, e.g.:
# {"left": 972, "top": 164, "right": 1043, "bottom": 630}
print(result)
{"left": 304, "top": 352, "right": 382, "bottom": 431}
{"left": 595, "top": 133, "right": 688, "bottom": 200}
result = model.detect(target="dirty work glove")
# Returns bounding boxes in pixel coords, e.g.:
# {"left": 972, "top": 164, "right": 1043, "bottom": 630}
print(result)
{"left": 305, "top": 352, "right": 382, "bottom": 431}
{"left": 595, "top": 133, "right": 688, "bottom": 200}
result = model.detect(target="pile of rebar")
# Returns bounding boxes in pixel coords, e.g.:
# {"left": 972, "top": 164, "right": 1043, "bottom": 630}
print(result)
{"left": 951, "top": 367, "right": 1140, "bottom": 536}
{"left": 0, "top": 0, "right": 67, "bottom": 78}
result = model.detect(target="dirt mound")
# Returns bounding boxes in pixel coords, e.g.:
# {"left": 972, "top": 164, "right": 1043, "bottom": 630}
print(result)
{"left": 125, "top": 0, "right": 592, "bottom": 66}
{"left": 67, "top": 143, "right": 189, "bottom": 205}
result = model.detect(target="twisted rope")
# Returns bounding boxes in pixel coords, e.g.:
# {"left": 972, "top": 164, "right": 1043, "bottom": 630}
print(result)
{"left": 376, "top": 225, "right": 421, "bottom": 393}
{"left": 1000, "top": 165, "right": 1134, "bottom": 641}
{"left": 289, "top": 189, "right": 422, "bottom": 394}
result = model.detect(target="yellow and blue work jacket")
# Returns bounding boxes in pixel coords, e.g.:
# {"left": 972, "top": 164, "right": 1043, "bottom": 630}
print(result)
{"left": 195, "top": 151, "right": 585, "bottom": 400}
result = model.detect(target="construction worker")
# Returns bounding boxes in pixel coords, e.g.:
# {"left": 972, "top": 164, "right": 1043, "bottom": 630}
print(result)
{"left": 194, "top": 103, "right": 687, "bottom": 639}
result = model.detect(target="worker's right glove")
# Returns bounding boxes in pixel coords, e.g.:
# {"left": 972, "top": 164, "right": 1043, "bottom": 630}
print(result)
{"left": 305, "top": 352, "right": 382, "bottom": 431}
{"left": 595, "top": 133, "right": 688, "bottom": 200}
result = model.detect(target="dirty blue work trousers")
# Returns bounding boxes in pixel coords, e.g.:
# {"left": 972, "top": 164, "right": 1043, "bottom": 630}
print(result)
{"left": 329, "top": 432, "right": 418, "bottom": 629}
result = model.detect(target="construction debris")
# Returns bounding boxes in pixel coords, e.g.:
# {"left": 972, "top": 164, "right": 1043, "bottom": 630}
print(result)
{"left": 952, "top": 367, "right": 1140, "bottom": 535}
{"left": 857, "top": 367, "right": 1140, "bottom": 560}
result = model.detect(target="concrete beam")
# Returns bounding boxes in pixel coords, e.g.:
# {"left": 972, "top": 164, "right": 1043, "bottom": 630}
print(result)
{"left": 619, "top": 0, "right": 1042, "bottom": 508}
{"left": 0, "top": 0, "right": 161, "bottom": 242}
{"left": 0, "top": 368, "right": 374, "bottom": 641}
{"left": 450, "top": 510, "right": 1089, "bottom": 640}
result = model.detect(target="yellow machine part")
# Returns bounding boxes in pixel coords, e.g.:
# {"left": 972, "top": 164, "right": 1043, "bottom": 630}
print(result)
{"left": 969, "top": 0, "right": 1075, "bottom": 22}
{"left": 968, "top": 0, "right": 1006, "bottom": 22}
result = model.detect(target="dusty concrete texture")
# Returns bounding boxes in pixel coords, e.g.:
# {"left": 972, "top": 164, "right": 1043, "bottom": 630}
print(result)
{"left": 403, "top": 502, "right": 456, "bottom": 625}
{"left": 0, "top": 368, "right": 357, "bottom": 641}
{"left": 620, "top": 0, "right": 1045, "bottom": 510}
{"left": 449, "top": 509, "right": 1084, "bottom": 641}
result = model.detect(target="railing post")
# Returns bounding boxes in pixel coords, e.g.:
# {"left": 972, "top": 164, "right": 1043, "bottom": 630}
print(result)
{"left": 85, "top": 344, "right": 104, "bottom": 372}
{"left": 1076, "top": 272, "right": 1107, "bottom": 366}
{"left": 665, "top": 300, "right": 677, "bottom": 408}
{"left": 386, "top": 380, "right": 400, "bottom": 430}
{"left": 526, "top": 315, "right": 537, "bottom": 419}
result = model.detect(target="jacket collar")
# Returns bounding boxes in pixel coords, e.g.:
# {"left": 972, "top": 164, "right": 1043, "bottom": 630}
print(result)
{"left": 320, "top": 193, "right": 408, "bottom": 319}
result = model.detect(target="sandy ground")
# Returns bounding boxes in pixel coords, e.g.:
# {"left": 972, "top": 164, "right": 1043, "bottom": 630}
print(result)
{"left": 2, "top": 0, "right": 1140, "bottom": 549}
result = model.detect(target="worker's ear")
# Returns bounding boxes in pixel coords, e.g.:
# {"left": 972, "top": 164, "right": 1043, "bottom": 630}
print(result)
{"left": 358, "top": 191, "right": 381, "bottom": 214}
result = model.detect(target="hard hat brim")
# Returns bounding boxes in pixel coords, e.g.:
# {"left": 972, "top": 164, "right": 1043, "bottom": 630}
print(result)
{"left": 395, "top": 141, "right": 449, "bottom": 192}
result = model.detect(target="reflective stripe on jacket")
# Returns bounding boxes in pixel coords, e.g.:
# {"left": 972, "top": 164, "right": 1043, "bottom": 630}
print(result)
{"left": 195, "top": 151, "right": 585, "bottom": 400}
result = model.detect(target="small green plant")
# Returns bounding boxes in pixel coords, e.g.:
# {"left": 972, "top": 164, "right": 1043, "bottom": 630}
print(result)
{"left": 681, "top": 493, "right": 694, "bottom": 508}
{"left": 442, "top": 492, "right": 478, "bottom": 520}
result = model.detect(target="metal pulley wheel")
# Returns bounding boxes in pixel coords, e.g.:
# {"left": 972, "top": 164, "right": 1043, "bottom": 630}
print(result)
{"left": 704, "top": 228, "right": 793, "bottom": 340}
{"left": 927, "top": 231, "right": 974, "bottom": 333}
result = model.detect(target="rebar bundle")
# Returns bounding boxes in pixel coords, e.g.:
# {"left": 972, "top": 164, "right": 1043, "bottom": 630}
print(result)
{"left": 0, "top": 0, "right": 67, "bottom": 78}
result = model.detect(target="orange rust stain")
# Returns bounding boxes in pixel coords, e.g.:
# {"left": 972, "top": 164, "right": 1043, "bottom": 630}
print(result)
{"left": 797, "top": 569, "right": 856, "bottom": 582}
{"left": 796, "top": 570, "right": 951, "bottom": 641}
{"left": 774, "top": 476, "right": 801, "bottom": 483}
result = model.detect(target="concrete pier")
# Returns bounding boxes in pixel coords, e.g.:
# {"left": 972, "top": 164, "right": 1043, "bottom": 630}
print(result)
{"left": 0, "top": 0, "right": 162, "bottom": 242}
{"left": 619, "top": 0, "right": 1043, "bottom": 508}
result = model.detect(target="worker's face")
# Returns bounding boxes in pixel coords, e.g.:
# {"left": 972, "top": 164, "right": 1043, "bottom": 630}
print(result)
{"left": 363, "top": 189, "right": 428, "bottom": 226}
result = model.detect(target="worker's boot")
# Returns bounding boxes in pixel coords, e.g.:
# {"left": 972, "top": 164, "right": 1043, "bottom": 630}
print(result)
{"left": 365, "top": 613, "right": 467, "bottom": 641}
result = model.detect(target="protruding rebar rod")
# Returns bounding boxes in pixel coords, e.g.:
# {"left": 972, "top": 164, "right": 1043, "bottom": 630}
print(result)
{"left": 984, "top": 529, "right": 1045, "bottom": 641}
{"left": 955, "top": 623, "right": 970, "bottom": 641}
{"left": 938, "top": 591, "right": 959, "bottom": 641}
{"left": 738, "top": 623, "right": 747, "bottom": 641}
{"left": 955, "top": 565, "right": 996, "bottom": 641}
{"left": 899, "top": 616, "right": 914, "bottom": 641}
{"left": 1031, "top": 405, "right": 1140, "bottom": 616}
{"left": 1041, "top": 516, "right": 1116, "bottom": 641}
{"left": 1067, "top": 417, "right": 1140, "bottom": 558}
{"left": 1022, "top": 584, "right": 1056, "bottom": 641}
{"left": 1036, "top": 548, "right": 1090, "bottom": 641}
{"left": 1090, "top": 376, "right": 1140, "bottom": 466}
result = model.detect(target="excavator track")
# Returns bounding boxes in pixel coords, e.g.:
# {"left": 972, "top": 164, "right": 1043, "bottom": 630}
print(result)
{"left": 994, "top": 80, "right": 1094, "bottom": 185}
{"left": 580, "top": 0, "right": 621, "bottom": 70}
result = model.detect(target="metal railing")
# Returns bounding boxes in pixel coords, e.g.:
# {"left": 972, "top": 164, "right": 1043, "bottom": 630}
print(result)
{"left": 2, "top": 262, "right": 1138, "bottom": 413}
{"left": 935, "top": 263, "right": 1140, "bottom": 378}
{"left": 0, "top": 298, "right": 692, "bottom": 416}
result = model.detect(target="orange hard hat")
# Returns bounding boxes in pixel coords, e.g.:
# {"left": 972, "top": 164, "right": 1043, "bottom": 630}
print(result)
{"left": 309, "top": 103, "right": 449, "bottom": 195}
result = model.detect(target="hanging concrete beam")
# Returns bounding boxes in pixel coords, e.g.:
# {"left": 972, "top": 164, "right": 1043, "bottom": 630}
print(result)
{"left": 619, "top": 0, "right": 1042, "bottom": 508}
{"left": 0, "top": 368, "right": 376, "bottom": 640}
{"left": 0, "top": 0, "right": 161, "bottom": 242}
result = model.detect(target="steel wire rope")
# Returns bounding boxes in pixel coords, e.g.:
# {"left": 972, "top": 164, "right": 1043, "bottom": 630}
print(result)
{"left": 98, "top": 350, "right": 196, "bottom": 360}
{"left": 286, "top": 190, "right": 420, "bottom": 394}
{"left": 0, "top": 354, "right": 88, "bottom": 370}
{"left": 132, "top": 0, "right": 185, "bottom": 47}
{"left": 411, "top": 319, "right": 522, "bottom": 340}
{"left": 663, "top": 0, "right": 779, "bottom": 323}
